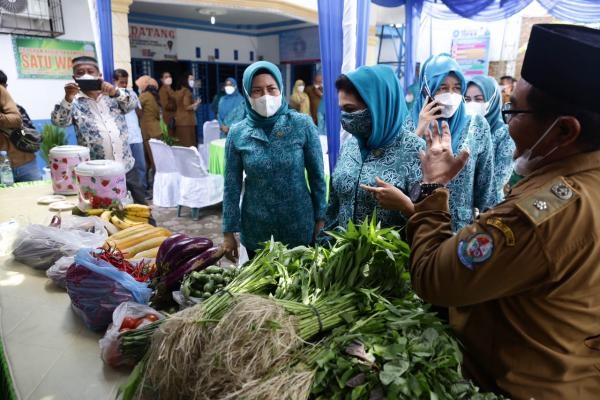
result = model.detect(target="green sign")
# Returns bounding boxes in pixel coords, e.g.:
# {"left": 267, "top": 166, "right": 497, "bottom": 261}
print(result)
{"left": 12, "top": 37, "right": 96, "bottom": 79}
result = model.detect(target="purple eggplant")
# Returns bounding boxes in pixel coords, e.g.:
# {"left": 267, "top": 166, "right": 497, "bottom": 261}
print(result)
{"left": 155, "top": 233, "right": 189, "bottom": 265}
{"left": 163, "top": 246, "right": 225, "bottom": 290}
{"left": 164, "top": 237, "right": 213, "bottom": 272}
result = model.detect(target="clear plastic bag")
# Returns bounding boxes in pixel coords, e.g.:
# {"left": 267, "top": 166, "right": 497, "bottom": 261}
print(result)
{"left": 66, "top": 248, "right": 153, "bottom": 331}
{"left": 12, "top": 216, "right": 107, "bottom": 270}
{"left": 46, "top": 256, "right": 75, "bottom": 288}
{"left": 0, "top": 216, "right": 28, "bottom": 256}
{"left": 99, "top": 301, "right": 164, "bottom": 368}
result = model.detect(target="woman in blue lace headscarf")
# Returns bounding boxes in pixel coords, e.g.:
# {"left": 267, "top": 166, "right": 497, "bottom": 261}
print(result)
{"left": 465, "top": 75, "right": 516, "bottom": 200}
{"left": 217, "top": 77, "right": 245, "bottom": 137}
{"left": 412, "top": 53, "right": 498, "bottom": 230}
{"left": 321, "top": 64, "right": 424, "bottom": 238}
{"left": 222, "top": 61, "right": 327, "bottom": 261}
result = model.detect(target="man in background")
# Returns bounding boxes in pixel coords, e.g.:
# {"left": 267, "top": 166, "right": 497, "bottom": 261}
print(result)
{"left": 51, "top": 56, "right": 147, "bottom": 204}
{"left": 0, "top": 70, "right": 40, "bottom": 182}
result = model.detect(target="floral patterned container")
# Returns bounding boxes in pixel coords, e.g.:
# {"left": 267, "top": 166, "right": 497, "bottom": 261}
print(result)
{"left": 48, "top": 145, "right": 90, "bottom": 195}
{"left": 74, "top": 160, "right": 127, "bottom": 210}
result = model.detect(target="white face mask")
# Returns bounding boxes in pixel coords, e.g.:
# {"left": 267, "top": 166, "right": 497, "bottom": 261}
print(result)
{"left": 224, "top": 86, "right": 235, "bottom": 95}
{"left": 464, "top": 101, "right": 488, "bottom": 117}
{"left": 250, "top": 94, "right": 282, "bottom": 118}
{"left": 163, "top": 77, "right": 172, "bottom": 85}
{"left": 188, "top": 80, "right": 195, "bottom": 88}
{"left": 78, "top": 73, "right": 96, "bottom": 80}
{"left": 435, "top": 92, "right": 463, "bottom": 118}
{"left": 297, "top": 85, "right": 305, "bottom": 93}
{"left": 514, "top": 118, "right": 560, "bottom": 176}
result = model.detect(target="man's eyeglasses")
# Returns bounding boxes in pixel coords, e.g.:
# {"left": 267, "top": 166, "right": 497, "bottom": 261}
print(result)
{"left": 501, "top": 102, "right": 535, "bottom": 124}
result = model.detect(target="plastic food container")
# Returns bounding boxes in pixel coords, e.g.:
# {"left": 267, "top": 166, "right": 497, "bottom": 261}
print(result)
{"left": 48, "top": 145, "right": 90, "bottom": 195}
{"left": 74, "top": 160, "right": 128, "bottom": 209}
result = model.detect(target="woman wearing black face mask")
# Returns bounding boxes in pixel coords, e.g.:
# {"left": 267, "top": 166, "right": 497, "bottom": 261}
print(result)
{"left": 319, "top": 64, "right": 425, "bottom": 240}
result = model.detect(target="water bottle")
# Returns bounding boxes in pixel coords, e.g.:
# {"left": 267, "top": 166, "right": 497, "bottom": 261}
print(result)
{"left": 0, "top": 150, "right": 14, "bottom": 186}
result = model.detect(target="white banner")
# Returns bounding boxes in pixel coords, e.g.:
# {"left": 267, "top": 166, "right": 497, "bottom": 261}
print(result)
{"left": 129, "top": 23, "right": 177, "bottom": 61}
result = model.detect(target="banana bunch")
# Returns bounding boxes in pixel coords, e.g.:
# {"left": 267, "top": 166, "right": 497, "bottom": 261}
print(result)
{"left": 104, "top": 224, "right": 172, "bottom": 259}
{"left": 99, "top": 204, "right": 153, "bottom": 231}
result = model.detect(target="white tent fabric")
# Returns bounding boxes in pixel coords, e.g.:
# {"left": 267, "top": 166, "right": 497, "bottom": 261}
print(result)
{"left": 148, "top": 139, "right": 180, "bottom": 208}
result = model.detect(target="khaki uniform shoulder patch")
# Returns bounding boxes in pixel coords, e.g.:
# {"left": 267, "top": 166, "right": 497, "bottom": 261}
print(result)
{"left": 515, "top": 177, "right": 579, "bottom": 226}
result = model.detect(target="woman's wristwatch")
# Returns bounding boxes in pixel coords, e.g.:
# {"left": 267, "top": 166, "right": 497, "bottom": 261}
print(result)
{"left": 409, "top": 182, "right": 445, "bottom": 203}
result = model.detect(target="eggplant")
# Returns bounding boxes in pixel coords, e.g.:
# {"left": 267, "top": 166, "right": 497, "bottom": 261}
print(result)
{"left": 165, "top": 237, "right": 213, "bottom": 272}
{"left": 155, "top": 233, "right": 189, "bottom": 265}
{"left": 163, "top": 246, "right": 225, "bottom": 290}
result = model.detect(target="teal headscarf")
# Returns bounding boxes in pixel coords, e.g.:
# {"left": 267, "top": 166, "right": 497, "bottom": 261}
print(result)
{"left": 412, "top": 53, "right": 469, "bottom": 153}
{"left": 345, "top": 64, "right": 409, "bottom": 155}
{"left": 241, "top": 61, "right": 288, "bottom": 128}
{"left": 467, "top": 75, "right": 504, "bottom": 134}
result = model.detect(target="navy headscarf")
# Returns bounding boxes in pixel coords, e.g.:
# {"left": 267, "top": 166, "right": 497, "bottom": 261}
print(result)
{"left": 412, "top": 53, "right": 469, "bottom": 153}
{"left": 344, "top": 64, "right": 409, "bottom": 157}
{"left": 467, "top": 75, "right": 504, "bottom": 134}
{"left": 241, "top": 61, "right": 288, "bottom": 128}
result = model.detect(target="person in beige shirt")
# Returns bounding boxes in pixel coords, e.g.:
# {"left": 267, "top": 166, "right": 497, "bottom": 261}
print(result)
{"left": 135, "top": 75, "right": 162, "bottom": 178}
{"left": 363, "top": 24, "right": 600, "bottom": 400}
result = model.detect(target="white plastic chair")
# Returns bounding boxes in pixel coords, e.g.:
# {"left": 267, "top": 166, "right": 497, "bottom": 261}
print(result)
{"left": 171, "top": 145, "right": 225, "bottom": 220}
{"left": 200, "top": 120, "right": 221, "bottom": 166}
{"left": 148, "top": 139, "right": 181, "bottom": 207}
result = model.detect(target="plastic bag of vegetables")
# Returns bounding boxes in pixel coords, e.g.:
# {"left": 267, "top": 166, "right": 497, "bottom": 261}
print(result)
{"left": 66, "top": 248, "right": 152, "bottom": 331}
{"left": 99, "top": 301, "right": 164, "bottom": 368}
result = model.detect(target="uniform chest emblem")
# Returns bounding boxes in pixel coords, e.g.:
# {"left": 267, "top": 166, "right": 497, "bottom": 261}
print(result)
{"left": 457, "top": 233, "right": 494, "bottom": 270}
{"left": 550, "top": 182, "right": 573, "bottom": 200}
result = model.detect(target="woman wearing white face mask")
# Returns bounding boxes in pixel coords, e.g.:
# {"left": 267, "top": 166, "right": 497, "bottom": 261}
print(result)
{"left": 466, "top": 75, "right": 516, "bottom": 199}
{"left": 411, "top": 53, "right": 498, "bottom": 230}
{"left": 173, "top": 72, "right": 201, "bottom": 147}
{"left": 217, "top": 77, "right": 245, "bottom": 137}
{"left": 221, "top": 61, "right": 327, "bottom": 262}
{"left": 288, "top": 79, "right": 311, "bottom": 116}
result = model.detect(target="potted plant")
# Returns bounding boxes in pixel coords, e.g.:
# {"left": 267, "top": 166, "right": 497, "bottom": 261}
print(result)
{"left": 40, "top": 123, "right": 68, "bottom": 179}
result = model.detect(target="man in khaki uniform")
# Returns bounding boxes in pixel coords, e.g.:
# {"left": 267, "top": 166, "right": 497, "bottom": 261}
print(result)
{"left": 363, "top": 24, "right": 600, "bottom": 399}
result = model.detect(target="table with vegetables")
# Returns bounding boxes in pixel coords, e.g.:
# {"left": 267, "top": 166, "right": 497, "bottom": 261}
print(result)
{"left": 0, "top": 183, "right": 505, "bottom": 400}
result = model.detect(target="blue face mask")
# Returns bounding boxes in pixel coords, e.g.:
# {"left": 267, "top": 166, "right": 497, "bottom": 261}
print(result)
{"left": 340, "top": 108, "right": 372, "bottom": 138}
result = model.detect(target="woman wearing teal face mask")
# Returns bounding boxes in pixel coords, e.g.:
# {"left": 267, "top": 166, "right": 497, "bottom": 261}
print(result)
{"left": 410, "top": 53, "right": 498, "bottom": 231}
{"left": 320, "top": 64, "right": 425, "bottom": 238}
{"left": 465, "top": 75, "right": 516, "bottom": 199}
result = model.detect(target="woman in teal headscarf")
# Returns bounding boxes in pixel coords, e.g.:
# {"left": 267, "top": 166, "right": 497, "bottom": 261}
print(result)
{"left": 222, "top": 61, "right": 327, "bottom": 261}
{"left": 321, "top": 64, "right": 424, "bottom": 236}
{"left": 411, "top": 53, "right": 498, "bottom": 231}
{"left": 217, "top": 77, "right": 245, "bottom": 137}
{"left": 465, "top": 75, "right": 516, "bottom": 200}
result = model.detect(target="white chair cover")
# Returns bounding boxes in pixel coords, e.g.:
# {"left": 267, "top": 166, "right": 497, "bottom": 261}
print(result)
{"left": 171, "top": 146, "right": 224, "bottom": 208}
{"left": 148, "top": 139, "right": 181, "bottom": 207}
{"left": 202, "top": 120, "right": 221, "bottom": 164}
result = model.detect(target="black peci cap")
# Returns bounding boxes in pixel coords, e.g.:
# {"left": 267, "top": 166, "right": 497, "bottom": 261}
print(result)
{"left": 521, "top": 24, "right": 600, "bottom": 113}
{"left": 71, "top": 56, "right": 99, "bottom": 69}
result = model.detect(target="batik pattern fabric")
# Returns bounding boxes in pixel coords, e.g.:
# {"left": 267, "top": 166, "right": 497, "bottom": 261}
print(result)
{"left": 324, "top": 119, "right": 424, "bottom": 233}
{"left": 51, "top": 92, "right": 136, "bottom": 171}
{"left": 222, "top": 111, "right": 327, "bottom": 252}
{"left": 492, "top": 124, "right": 515, "bottom": 200}
{"left": 447, "top": 114, "right": 499, "bottom": 231}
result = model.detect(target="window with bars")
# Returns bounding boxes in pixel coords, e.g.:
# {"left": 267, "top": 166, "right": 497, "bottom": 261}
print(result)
{"left": 0, "top": 0, "right": 65, "bottom": 38}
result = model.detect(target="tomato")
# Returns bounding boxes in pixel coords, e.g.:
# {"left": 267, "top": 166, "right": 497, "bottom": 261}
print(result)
{"left": 120, "top": 316, "right": 139, "bottom": 330}
{"left": 144, "top": 314, "right": 159, "bottom": 322}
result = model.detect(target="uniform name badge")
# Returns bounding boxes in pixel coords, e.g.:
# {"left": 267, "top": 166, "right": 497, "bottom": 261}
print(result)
{"left": 457, "top": 232, "right": 494, "bottom": 270}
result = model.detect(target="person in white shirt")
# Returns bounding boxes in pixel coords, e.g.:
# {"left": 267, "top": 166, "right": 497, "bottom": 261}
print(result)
{"left": 114, "top": 68, "right": 148, "bottom": 197}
